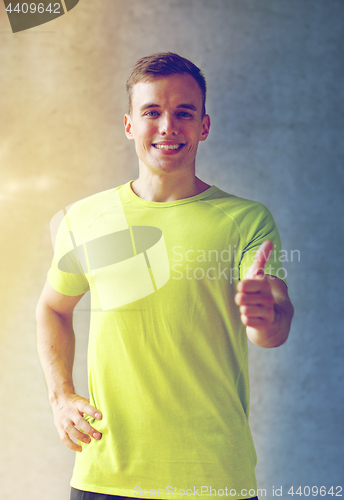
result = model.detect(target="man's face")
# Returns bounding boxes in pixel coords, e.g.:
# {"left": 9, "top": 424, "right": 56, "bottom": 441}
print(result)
{"left": 124, "top": 73, "right": 210, "bottom": 176}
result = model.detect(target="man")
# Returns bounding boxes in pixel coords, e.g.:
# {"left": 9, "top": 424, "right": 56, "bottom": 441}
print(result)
{"left": 36, "top": 52, "right": 293, "bottom": 500}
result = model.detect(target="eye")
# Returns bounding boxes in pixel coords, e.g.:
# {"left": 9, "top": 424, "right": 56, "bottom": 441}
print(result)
{"left": 177, "top": 111, "right": 192, "bottom": 118}
{"left": 145, "top": 111, "right": 160, "bottom": 117}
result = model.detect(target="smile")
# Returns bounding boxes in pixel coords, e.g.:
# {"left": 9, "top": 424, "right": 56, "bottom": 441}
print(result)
{"left": 153, "top": 144, "right": 184, "bottom": 150}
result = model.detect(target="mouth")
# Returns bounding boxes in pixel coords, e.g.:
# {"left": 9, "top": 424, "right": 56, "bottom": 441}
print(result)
{"left": 152, "top": 143, "right": 185, "bottom": 151}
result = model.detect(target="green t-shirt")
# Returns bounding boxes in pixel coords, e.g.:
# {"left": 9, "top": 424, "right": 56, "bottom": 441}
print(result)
{"left": 48, "top": 181, "right": 286, "bottom": 499}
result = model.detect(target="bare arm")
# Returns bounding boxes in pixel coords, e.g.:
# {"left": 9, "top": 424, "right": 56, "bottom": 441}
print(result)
{"left": 36, "top": 281, "right": 102, "bottom": 452}
{"left": 235, "top": 240, "right": 294, "bottom": 348}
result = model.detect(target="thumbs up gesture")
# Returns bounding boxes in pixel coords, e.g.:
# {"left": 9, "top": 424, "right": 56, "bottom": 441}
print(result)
{"left": 235, "top": 240, "right": 275, "bottom": 333}
{"left": 235, "top": 240, "right": 294, "bottom": 347}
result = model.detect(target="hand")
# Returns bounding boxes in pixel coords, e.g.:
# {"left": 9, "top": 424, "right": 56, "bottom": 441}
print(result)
{"left": 235, "top": 240, "right": 275, "bottom": 331}
{"left": 51, "top": 393, "right": 102, "bottom": 452}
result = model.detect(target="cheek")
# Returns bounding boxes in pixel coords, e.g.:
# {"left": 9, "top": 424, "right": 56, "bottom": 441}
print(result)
{"left": 138, "top": 125, "right": 154, "bottom": 145}
{"left": 134, "top": 132, "right": 153, "bottom": 156}
{"left": 187, "top": 133, "right": 201, "bottom": 151}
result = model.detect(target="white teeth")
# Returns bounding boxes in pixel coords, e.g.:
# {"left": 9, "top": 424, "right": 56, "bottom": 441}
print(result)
{"left": 154, "top": 144, "right": 183, "bottom": 150}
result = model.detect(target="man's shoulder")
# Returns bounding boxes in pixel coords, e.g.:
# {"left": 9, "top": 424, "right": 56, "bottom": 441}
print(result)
{"left": 208, "top": 188, "right": 280, "bottom": 253}
{"left": 68, "top": 183, "right": 127, "bottom": 214}
{"left": 60, "top": 182, "right": 129, "bottom": 243}
{"left": 207, "top": 187, "right": 270, "bottom": 219}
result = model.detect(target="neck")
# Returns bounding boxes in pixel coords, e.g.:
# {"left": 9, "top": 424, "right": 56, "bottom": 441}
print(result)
{"left": 131, "top": 169, "right": 211, "bottom": 202}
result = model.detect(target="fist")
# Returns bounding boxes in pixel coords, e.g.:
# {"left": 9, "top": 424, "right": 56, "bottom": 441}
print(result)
{"left": 235, "top": 240, "right": 275, "bottom": 330}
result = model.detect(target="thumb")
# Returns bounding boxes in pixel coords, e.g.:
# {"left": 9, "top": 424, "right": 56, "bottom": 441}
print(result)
{"left": 246, "top": 240, "right": 274, "bottom": 279}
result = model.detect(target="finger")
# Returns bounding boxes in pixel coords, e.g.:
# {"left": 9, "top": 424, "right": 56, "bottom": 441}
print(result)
{"left": 236, "top": 278, "right": 272, "bottom": 294}
{"left": 56, "top": 421, "right": 86, "bottom": 452}
{"left": 239, "top": 305, "right": 274, "bottom": 321}
{"left": 74, "top": 399, "right": 102, "bottom": 421}
{"left": 246, "top": 240, "right": 274, "bottom": 279}
{"left": 65, "top": 422, "right": 93, "bottom": 444}
{"left": 69, "top": 425, "right": 101, "bottom": 443}
{"left": 240, "top": 314, "right": 274, "bottom": 329}
{"left": 235, "top": 290, "right": 274, "bottom": 306}
{"left": 70, "top": 412, "right": 102, "bottom": 440}
{"left": 60, "top": 431, "right": 83, "bottom": 452}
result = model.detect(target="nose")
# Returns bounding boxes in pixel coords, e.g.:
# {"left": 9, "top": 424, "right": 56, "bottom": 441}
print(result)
{"left": 159, "top": 112, "right": 178, "bottom": 136}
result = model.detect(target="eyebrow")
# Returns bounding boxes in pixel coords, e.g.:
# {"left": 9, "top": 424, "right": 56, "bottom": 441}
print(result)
{"left": 140, "top": 103, "right": 198, "bottom": 112}
{"left": 177, "top": 104, "right": 197, "bottom": 111}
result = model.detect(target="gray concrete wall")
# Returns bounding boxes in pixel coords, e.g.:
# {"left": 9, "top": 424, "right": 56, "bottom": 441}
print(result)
{"left": 0, "top": 1, "right": 343, "bottom": 498}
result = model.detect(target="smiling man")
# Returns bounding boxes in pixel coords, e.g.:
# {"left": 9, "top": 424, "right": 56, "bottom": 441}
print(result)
{"left": 36, "top": 53, "right": 293, "bottom": 500}
{"left": 124, "top": 63, "right": 211, "bottom": 201}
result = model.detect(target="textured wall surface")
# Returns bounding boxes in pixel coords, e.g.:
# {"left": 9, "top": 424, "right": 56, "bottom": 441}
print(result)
{"left": 0, "top": 1, "right": 343, "bottom": 499}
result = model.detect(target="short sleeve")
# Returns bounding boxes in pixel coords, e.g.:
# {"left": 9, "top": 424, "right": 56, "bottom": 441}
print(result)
{"left": 238, "top": 204, "right": 288, "bottom": 287}
{"left": 47, "top": 210, "right": 90, "bottom": 297}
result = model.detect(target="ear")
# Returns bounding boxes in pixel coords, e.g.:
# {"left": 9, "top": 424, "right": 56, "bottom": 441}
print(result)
{"left": 199, "top": 114, "right": 211, "bottom": 142}
{"left": 124, "top": 114, "right": 134, "bottom": 140}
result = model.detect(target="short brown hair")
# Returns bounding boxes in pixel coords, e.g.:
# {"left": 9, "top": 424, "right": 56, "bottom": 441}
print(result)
{"left": 126, "top": 52, "right": 207, "bottom": 116}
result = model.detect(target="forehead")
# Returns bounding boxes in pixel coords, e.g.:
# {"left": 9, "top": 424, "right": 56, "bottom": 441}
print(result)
{"left": 130, "top": 73, "right": 203, "bottom": 112}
